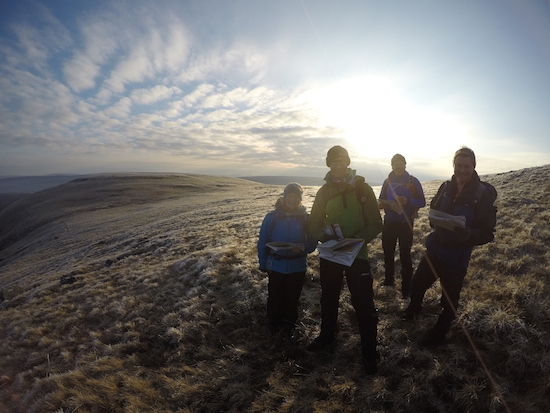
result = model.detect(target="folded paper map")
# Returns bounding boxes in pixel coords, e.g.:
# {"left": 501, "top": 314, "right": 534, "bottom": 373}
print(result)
{"left": 428, "top": 209, "right": 466, "bottom": 230}
{"left": 379, "top": 199, "right": 403, "bottom": 215}
{"left": 316, "top": 238, "right": 365, "bottom": 267}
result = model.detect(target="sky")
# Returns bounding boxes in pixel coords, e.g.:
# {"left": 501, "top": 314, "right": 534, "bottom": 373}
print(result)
{"left": 1, "top": 0, "right": 550, "bottom": 183}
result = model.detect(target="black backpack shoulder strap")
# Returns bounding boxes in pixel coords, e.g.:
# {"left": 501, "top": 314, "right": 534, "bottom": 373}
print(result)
{"left": 431, "top": 180, "right": 450, "bottom": 209}
{"left": 322, "top": 176, "right": 368, "bottom": 212}
{"left": 355, "top": 175, "right": 367, "bottom": 206}
{"left": 407, "top": 175, "right": 420, "bottom": 199}
{"left": 267, "top": 211, "right": 278, "bottom": 242}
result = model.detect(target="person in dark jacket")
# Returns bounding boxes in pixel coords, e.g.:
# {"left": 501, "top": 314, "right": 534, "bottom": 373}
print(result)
{"left": 403, "top": 147, "right": 497, "bottom": 347}
{"left": 306, "top": 146, "right": 383, "bottom": 375}
{"left": 379, "top": 154, "right": 426, "bottom": 298}
{"left": 258, "top": 183, "right": 317, "bottom": 337}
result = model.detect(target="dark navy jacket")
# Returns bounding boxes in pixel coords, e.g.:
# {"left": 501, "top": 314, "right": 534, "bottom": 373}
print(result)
{"left": 426, "top": 172, "right": 497, "bottom": 269}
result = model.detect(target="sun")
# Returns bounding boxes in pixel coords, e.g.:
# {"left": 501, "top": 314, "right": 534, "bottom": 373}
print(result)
{"left": 309, "top": 75, "right": 468, "bottom": 162}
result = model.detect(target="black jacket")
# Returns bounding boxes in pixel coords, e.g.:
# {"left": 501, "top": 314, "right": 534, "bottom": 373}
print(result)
{"left": 426, "top": 171, "right": 497, "bottom": 268}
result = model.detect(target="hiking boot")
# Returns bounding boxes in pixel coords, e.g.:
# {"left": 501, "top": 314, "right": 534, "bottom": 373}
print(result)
{"left": 420, "top": 329, "right": 446, "bottom": 348}
{"left": 364, "top": 358, "right": 378, "bottom": 375}
{"left": 306, "top": 336, "right": 335, "bottom": 352}
{"left": 362, "top": 349, "right": 379, "bottom": 375}
{"left": 361, "top": 344, "right": 379, "bottom": 375}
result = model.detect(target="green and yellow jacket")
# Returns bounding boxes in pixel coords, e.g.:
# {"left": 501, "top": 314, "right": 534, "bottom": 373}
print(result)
{"left": 309, "top": 169, "right": 382, "bottom": 261}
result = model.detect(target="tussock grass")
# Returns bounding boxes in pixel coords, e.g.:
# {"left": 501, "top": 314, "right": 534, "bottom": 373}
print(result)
{"left": 1, "top": 168, "right": 549, "bottom": 412}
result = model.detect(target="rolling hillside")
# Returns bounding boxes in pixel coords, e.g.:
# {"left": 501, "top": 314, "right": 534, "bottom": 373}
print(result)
{"left": 0, "top": 166, "right": 549, "bottom": 412}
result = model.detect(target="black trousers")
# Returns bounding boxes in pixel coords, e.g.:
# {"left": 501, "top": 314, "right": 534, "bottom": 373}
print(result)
{"left": 408, "top": 255, "right": 468, "bottom": 334}
{"left": 267, "top": 271, "right": 306, "bottom": 333}
{"left": 318, "top": 258, "right": 377, "bottom": 358}
{"left": 382, "top": 220, "right": 413, "bottom": 293}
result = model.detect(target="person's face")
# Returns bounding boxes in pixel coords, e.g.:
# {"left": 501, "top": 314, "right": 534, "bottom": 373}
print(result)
{"left": 284, "top": 192, "right": 302, "bottom": 211}
{"left": 392, "top": 160, "right": 406, "bottom": 177}
{"left": 453, "top": 155, "right": 475, "bottom": 185}
{"left": 329, "top": 157, "right": 350, "bottom": 179}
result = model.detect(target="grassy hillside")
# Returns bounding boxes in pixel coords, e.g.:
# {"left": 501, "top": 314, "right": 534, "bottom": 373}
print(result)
{"left": 0, "top": 167, "right": 549, "bottom": 412}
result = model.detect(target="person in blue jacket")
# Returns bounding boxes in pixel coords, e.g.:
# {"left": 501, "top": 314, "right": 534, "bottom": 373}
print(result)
{"left": 403, "top": 147, "right": 497, "bottom": 347}
{"left": 378, "top": 154, "right": 426, "bottom": 298}
{"left": 258, "top": 183, "right": 317, "bottom": 336}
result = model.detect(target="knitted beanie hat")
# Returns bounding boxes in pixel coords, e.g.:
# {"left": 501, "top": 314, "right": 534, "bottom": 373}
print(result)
{"left": 326, "top": 145, "right": 350, "bottom": 167}
{"left": 284, "top": 182, "right": 303, "bottom": 199}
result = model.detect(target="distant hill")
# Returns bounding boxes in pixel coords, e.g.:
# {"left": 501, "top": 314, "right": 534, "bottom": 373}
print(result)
{"left": 0, "top": 174, "right": 86, "bottom": 193}
{"left": 240, "top": 175, "right": 385, "bottom": 186}
{"left": 0, "top": 193, "right": 27, "bottom": 213}
{"left": 239, "top": 176, "right": 326, "bottom": 186}
{"left": 0, "top": 173, "right": 382, "bottom": 194}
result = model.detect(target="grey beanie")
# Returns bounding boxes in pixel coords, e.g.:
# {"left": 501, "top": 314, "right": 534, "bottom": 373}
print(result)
{"left": 284, "top": 182, "right": 303, "bottom": 199}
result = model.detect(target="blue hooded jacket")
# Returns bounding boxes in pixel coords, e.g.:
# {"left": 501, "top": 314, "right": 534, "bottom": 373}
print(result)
{"left": 258, "top": 198, "right": 317, "bottom": 274}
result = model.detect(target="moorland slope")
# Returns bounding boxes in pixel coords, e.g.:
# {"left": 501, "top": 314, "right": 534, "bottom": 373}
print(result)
{"left": 0, "top": 167, "right": 549, "bottom": 412}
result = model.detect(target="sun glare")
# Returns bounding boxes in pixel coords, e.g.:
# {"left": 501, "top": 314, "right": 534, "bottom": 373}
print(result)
{"left": 309, "top": 76, "right": 468, "bottom": 162}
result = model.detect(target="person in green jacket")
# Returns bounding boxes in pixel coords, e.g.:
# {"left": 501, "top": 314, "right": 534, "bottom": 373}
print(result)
{"left": 306, "top": 145, "right": 383, "bottom": 375}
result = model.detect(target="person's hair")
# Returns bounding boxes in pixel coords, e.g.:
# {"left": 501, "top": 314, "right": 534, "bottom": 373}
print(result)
{"left": 391, "top": 153, "right": 406, "bottom": 165}
{"left": 453, "top": 146, "right": 476, "bottom": 167}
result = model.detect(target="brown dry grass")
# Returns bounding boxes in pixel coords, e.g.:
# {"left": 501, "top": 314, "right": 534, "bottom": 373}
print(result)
{"left": 0, "top": 167, "right": 549, "bottom": 412}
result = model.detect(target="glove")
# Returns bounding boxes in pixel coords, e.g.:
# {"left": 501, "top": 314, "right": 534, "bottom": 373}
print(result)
{"left": 454, "top": 226, "right": 472, "bottom": 242}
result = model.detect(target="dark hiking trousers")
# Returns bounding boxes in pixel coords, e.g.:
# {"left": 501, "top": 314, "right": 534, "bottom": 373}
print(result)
{"left": 318, "top": 258, "right": 378, "bottom": 359}
{"left": 382, "top": 220, "right": 413, "bottom": 294}
{"left": 407, "top": 255, "right": 468, "bottom": 335}
{"left": 267, "top": 271, "right": 306, "bottom": 333}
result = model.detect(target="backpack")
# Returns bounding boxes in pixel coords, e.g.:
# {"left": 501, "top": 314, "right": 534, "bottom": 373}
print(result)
{"left": 406, "top": 175, "right": 420, "bottom": 198}
{"left": 474, "top": 181, "right": 497, "bottom": 207}
{"left": 406, "top": 175, "right": 422, "bottom": 219}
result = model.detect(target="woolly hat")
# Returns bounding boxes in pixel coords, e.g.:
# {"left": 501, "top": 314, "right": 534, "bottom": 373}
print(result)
{"left": 391, "top": 153, "right": 406, "bottom": 165}
{"left": 284, "top": 182, "right": 303, "bottom": 199}
{"left": 326, "top": 145, "right": 350, "bottom": 167}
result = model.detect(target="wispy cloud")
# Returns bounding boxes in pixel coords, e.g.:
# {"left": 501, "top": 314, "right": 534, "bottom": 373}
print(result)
{"left": 1, "top": 1, "right": 549, "bottom": 178}
{"left": 130, "top": 85, "right": 181, "bottom": 105}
